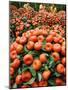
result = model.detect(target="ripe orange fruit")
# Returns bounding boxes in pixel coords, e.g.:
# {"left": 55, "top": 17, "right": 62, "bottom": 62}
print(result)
{"left": 10, "top": 50, "right": 17, "bottom": 60}
{"left": 10, "top": 67, "right": 14, "bottom": 76}
{"left": 10, "top": 44, "right": 15, "bottom": 52}
{"left": 42, "top": 30, "right": 48, "bottom": 36}
{"left": 53, "top": 43, "right": 61, "bottom": 52}
{"left": 11, "top": 58, "right": 20, "bottom": 69}
{"left": 20, "top": 36, "right": 27, "bottom": 44}
{"left": 51, "top": 52, "right": 60, "bottom": 62}
{"left": 33, "top": 29, "right": 39, "bottom": 36}
{"left": 38, "top": 80, "right": 48, "bottom": 87}
{"left": 29, "top": 35, "right": 38, "bottom": 42}
{"left": 32, "top": 59, "right": 42, "bottom": 71}
{"left": 53, "top": 37, "right": 59, "bottom": 43}
{"left": 42, "top": 70, "right": 51, "bottom": 80}
{"left": 23, "top": 54, "right": 33, "bottom": 65}
{"left": 26, "top": 41, "right": 34, "bottom": 50}
{"left": 56, "top": 64, "right": 65, "bottom": 74}
{"left": 45, "top": 43, "right": 53, "bottom": 52}
{"left": 61, "top": 46, "right": 65, "bottom": 56}
{"left": 46, "top": 35, "right": 53, "bottom": 42}
{"left": 16, "top": 44, "right": 23, "bottom": 53}
{"left": 38, "top": 35, "right": 44, "bottom": 42}
{"left": 31, "top": 82, "right": 38, "bottom": 87}
{"left": 34, "top": 42, "right": 42, "bottom": 51}
{"left": 61, "top": 57, "right": 66, "bottom": 65}
{"left": 15, "top": 75, "right": 22, "bottom": 85}
{"left": 55, "top": 78, "right": 64, "bottom": 86}
{"left": 16, "top": 36, "right": 20, "bottom": 43}
{"left": 13, "top": 42, "right": 18, "bottom": 49}
{"left": 50, "top": 31, "right": 56, "bottom": 36}
{"left": 21, "top": 85, "right": 30, "bottom": 88}
{"left": 39, "top": 53, "right": 47, "bottom": 63}
{"left": 22, "top": 71, "right": 32, "bottom": 82}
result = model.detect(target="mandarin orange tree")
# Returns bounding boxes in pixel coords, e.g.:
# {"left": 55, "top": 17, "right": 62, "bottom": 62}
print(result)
{"left": 9, "top": 1, "right": 66, "bottom": 89}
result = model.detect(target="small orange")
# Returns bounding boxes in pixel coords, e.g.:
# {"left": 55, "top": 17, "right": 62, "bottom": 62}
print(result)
{"left": 16, "top": 44, "right": 23, "bottom": 53}
{"left": 42, "top": 70, "right": 51, "bottom": 80}
{"left": 23, "top": 54, "right": 33, "bottom": 65}
{"left": 38, "top": 80, "right": 48, "bottom": 87}
{"left": 45, "top": 43, "right": 53, "bottom": 52}
{"left": 34, "top": 42, "right": 42, "bottom": 51}
{"left": 39, "top": 53, "right": 47, "bottom": 63}
{"left": 55, "top": 78, "right": 64, "bottom": 86}
{"left": 10, "top": 50, "right": 17, "bottom": 60}
{"left": 10, "top": 67, "right": 14, "bottom": 76}
{"left": 22, "top": 71, "right": 32, "bottom": 82}
{"left": 46, "top": 35, "right": 53, "bottom": 42}
{"left": 26, "top": 41, "right": 34, "bottom": 50}
{"left": 29, "top": 35, "right": 38, "bottom": 42}
{"left": 32, "top": 59, "right": 42, "bottom": 71}
{"left": 11, "top": 58, "right": 20, "bottom": 69}
{"left": 38, "top": 35, "right": 44, "bottom": 42}
{"left": 31, "top": 82, "right": 38, "bottom": 87}
{"left": 56, "top": 64, "right": 65, "bottom": 74}
{"left": 15, "top": 75, "right": 22, "bottom": 85}
{"left": 61, "top": 57, "right": 66, "bottom": 65}
{"left": 53, "top": 43, "right": 61, "bottom": 52}
{"left": 51, "top": 52, "right": 60, "bottom": 62}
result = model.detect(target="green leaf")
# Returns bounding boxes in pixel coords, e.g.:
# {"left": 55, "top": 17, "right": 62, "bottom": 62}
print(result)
{"left": 41, "top": 40, "right": 46, "bottom": 50}
{"left": 24, "top": 46, "right": 37, "bottom": 55}
{"left": 22, "top": 16, "right": 27, "bottom": 22}
{"left": 40, "top": 67, "right": 45, "bottom": 72}
{"left": 55, "top": 61, "right": 61, "bottom": 65}
{"left": 49, "top": 56, "right": 54, "bottom": 61}
{"left": 12, "top": 83, "right": 17, "bottom": 89}
{"left": 45, "top": 53, "right": 49, "bottom": 57}
{"left": 34, "top": 3, "right": 39, "bottom": 11}
{"left": 42, "top": 40, "right": 46, "bottom": 45}
{"left": 34, "top": 55, "right": 39, "bottom": 59}
{"left": 29, "top": 24, "right": 35, "bottom": 29}
{"left": 18, "top": 68, "right": 22, "bottom": 74}
{"left": 37, "top": 72, "right": 42, "bottom": 81}
{"left": 22, "top": 67, "right": 29, "bottom": 72}
{"left": 53, "top": 72, "right": 61, "bottom": 77}
{"left": 10, "top": 24, "right": 16, "bottom": 30}
{"left": 28, "top": 50, "right": 39, "bottom": 57}
{"left": 42, "top": 40, "right": 46, "bottom": 48}
{"left": 22, "top": 66, "right": 36, "bottom": 77}
{"left": 28, "top": 51, "right": 35, "bottom": 54}
{"left": 23, "top": 77, "right": 35, "bottom": 85}
{"left": 48, "top": 56, "right": 55, "bottom": 69}
{"left": 44, "top": 64, "right": 49, "bottom": 70}
{"left": 23, "top": 46, "right": 29, "bottom": 54}
{"left": 10, "top": 76, "right": 13, "bottom": 80}
{"left": 29, "top": 67, "right": 36, "bottom": 77}
{"left": 17, "top": 54, "right": 23, "bottom": 61}
{"left": 48, "top": 79, "right": 56, "bottom": 86}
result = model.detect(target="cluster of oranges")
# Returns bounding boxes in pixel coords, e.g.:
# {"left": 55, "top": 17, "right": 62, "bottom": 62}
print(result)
{"left": 10, "top": 3, "right": 66, "bottom": 89}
